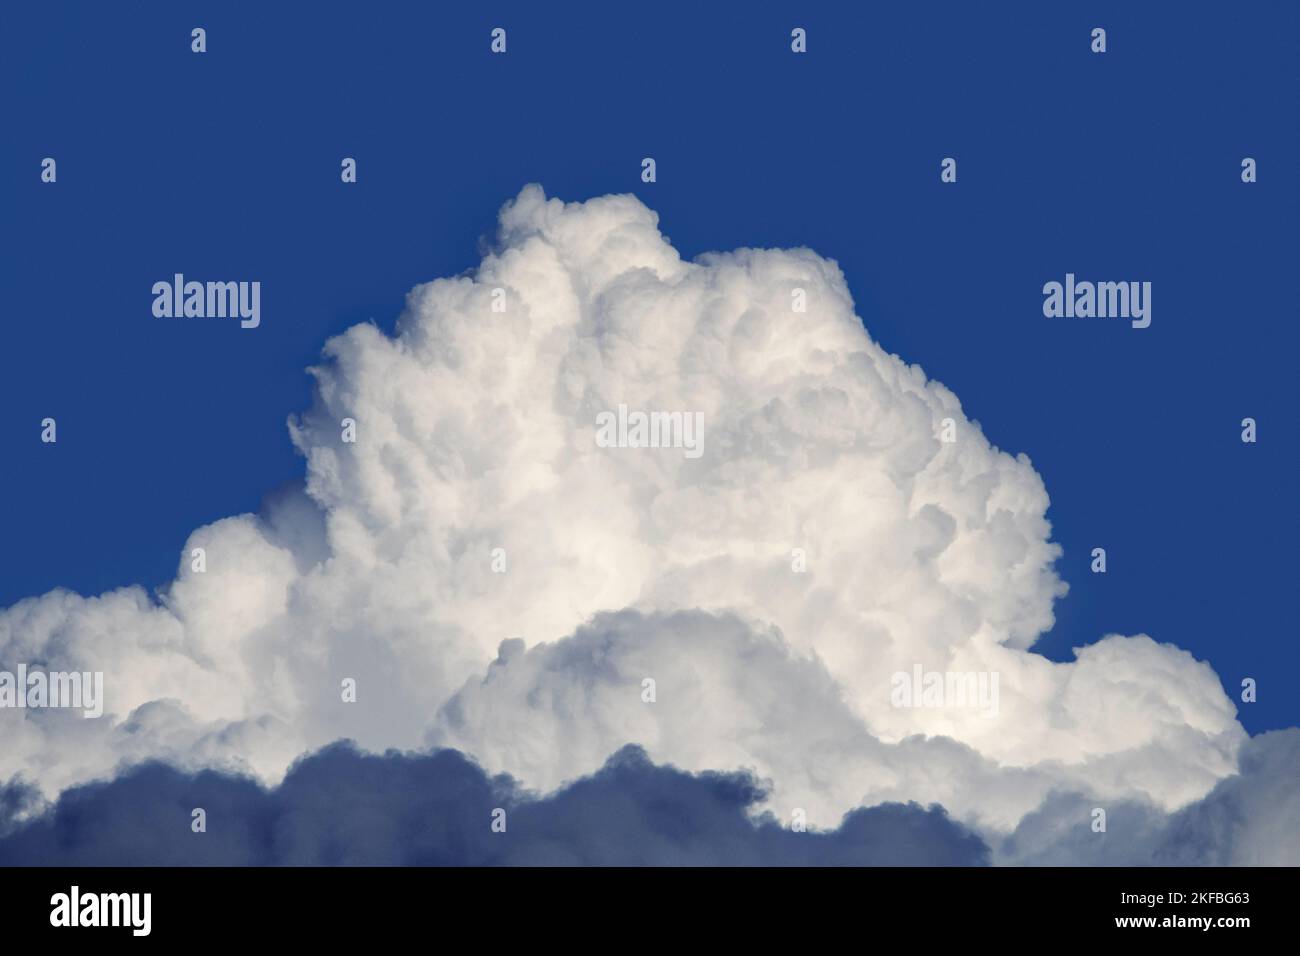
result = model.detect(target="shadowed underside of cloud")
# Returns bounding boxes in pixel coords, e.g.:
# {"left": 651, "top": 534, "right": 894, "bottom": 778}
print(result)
{"left": 0, "top": 744, "right": 989, "bottom": 866}
{"left": 995, "top": 729, "right": 1300, "bottom": 866}
{"left": 4, "top": 733, "right": 1295, "bottom": 866}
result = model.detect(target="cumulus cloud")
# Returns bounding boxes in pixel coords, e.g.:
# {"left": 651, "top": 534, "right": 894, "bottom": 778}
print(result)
{"left": 0, "top": 185, "right": 1286, "bottom": 860}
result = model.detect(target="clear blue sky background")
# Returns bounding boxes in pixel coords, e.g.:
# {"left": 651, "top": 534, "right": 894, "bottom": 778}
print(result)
{"left": 2, "top": 1, "right": 1295, "bottom": 734}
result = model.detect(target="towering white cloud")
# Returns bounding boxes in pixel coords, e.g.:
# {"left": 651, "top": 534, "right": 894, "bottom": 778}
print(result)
{"left": 0, "top": 186, "right": 1267, "bottom": 851}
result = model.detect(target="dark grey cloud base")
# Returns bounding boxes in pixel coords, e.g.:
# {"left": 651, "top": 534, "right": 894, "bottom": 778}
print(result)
{"left": 3, "top": 731, "right": 1296, "bottom": 866}
{"left": 0, "top": 743, "right": 988, "bottom": 866}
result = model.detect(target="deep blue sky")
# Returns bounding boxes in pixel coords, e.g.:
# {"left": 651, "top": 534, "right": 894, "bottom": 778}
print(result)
{"left": 2, "top": 1, "right": 1295, "bottom": 734}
